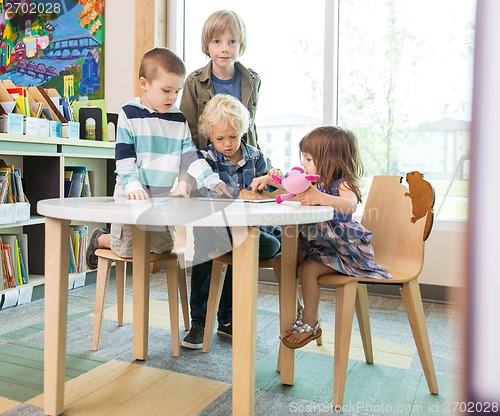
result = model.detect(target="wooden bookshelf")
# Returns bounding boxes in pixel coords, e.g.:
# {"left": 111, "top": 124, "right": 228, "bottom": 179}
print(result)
{"left": 0, "top": 133, "right": 115, "bottom": 306}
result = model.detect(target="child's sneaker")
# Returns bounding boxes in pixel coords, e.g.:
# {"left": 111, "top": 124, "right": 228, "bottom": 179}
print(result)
{"left": 85, "top": 228, "right": 107, "bottom": 270}
{"left": 181, "top": 326, "right": 204, "bottom": 349}
{"left": 217, "top": 322, "right": 232, "bottom": 338}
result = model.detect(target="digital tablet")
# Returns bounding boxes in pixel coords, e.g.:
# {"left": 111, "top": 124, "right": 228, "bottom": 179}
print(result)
{"left": 197, "top": 197, "right": 276, "bottom": 203}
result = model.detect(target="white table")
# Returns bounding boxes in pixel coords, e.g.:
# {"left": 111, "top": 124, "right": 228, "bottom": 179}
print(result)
{"left": 37, "top": 196, "right": 333, "bottom": 415}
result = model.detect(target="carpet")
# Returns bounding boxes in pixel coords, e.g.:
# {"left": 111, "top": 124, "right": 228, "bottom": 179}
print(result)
{"left": 0, "top": 272, "right": 462, "bottom": 415}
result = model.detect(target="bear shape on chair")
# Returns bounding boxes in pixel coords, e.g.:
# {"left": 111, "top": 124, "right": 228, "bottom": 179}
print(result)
{"left": 271, "top": 167, "right": 320, "bottom": 204}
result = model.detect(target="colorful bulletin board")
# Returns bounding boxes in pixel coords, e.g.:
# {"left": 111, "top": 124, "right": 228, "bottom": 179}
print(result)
{"left": 0, "top": 0, "right": 104, "bottom": 100}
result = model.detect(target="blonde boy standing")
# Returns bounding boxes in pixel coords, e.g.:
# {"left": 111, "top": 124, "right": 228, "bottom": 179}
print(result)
{"left": 180, "top": 10, "right": 260, "bottom": 150}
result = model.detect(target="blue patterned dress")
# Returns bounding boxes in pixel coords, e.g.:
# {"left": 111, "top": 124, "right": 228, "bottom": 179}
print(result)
{"left": 298, "top": 180, "right": 391, "bottom": 279}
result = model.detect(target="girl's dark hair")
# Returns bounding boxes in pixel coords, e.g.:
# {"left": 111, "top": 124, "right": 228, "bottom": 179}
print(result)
{"left": 299, "top": 126, "right": 364, "bottom": 203}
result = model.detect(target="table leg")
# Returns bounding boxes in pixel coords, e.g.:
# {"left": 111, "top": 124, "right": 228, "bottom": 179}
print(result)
{"left": 44, "top": 217, "right": 71, "bottom": 415}
{"left": 132, "top": 226, "right": 150, "bottom": 360}
{"left": 231, "top": 226, "right": 259, "bottom": 416}
{"left": 279, "top": 224, "right": 298, "bottom": 385}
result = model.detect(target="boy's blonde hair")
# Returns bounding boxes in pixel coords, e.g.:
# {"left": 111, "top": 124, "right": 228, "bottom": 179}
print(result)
{"left": 201, "top": 10, "right": 247, "bottom": 57}
{"left": 139, "top": 47, "right": 186, "bottom": 80}
{"left": 199, "top": 94, "right": 249, "bottom": 139}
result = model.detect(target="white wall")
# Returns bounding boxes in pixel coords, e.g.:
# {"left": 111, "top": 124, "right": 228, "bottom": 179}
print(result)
{"left": 419, "top": 221, "right": 466, "bottom": 288}
{"left": 104, "top": 0, "right": 135, "bottom": 114}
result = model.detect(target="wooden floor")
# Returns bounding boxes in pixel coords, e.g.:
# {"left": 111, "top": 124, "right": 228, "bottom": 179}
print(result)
{"left": 27, "top": 360, "right": 229, "bottom": 416}
{"left": 0, "top": 397, "right": 20, "bottom": 414}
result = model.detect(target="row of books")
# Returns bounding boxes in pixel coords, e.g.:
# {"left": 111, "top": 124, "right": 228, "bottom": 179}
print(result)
{"left": 69, "top": 225, "right": 88, "bottom": 274}
{"left": 0, "top": 80, "right": 111, "bottom": 141}
{"left": 0, "top": 159, "right": 28, "bottom": 204}
{"left": 0, "top": 226, "right": 88, "bottom": 292}
{"left": 0, "top": 234, "right": 29, "bottom": 290}
{"left": 64, "top": 166, "right": 93, "bottom": 198}
{"left": 0, "top": 79, "right": 70, "bottom": 122}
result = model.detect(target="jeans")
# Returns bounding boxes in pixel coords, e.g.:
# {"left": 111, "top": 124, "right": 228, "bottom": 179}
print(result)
{"left": 189, "top": 226, "right": 281, "bottom": 328}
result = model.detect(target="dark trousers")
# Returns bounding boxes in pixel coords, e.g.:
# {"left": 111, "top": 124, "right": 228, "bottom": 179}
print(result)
{"left": 189, "top": 226, "right": 281, "bottom": 328}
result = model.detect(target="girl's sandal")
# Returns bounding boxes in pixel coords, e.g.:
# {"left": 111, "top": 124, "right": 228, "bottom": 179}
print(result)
{"left": 281, "top": 319, "right": 322, "bottom": 349}
{"left": 296, "top": 300, "right": 304, "bottom": 321}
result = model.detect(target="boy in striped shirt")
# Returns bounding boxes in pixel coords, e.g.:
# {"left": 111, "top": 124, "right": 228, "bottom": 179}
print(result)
{"left": 86, "top": 48, "right": 230, "bottom": 269}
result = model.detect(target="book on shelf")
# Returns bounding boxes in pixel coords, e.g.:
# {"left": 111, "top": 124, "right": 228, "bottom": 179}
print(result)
{"left": 2, "top": 244, "right": 16, "bottom": 289}
{"left": 0, "top": 178, "right": 9, "bottom": 204}
{"left": 0, "top": 237, "right": 3, "bottom": 290}
{"left": 17, "top": 241, "right": 28, "bottom": 284}
{"left": 27, "top": 86, "right": 64, "bottom": 122}
{"left": 82, "top": 170, "right": 92, "bottom": 197}
{"left": 65, "top": 166, "right": 86, "bottom": 198}
{"left": 60, "top": 97, "right": 74, "bottom": 122}
{"left": 64, "top": 170, "right": 73, "bottom": 198}
{"left": 13, "top": 168, "right": 27, "bottom": 203}
{"left": 14, "top": 238, "right": 23, "bottom": 285}
{"left": 6, "top": 86, "right": 30, "bottom": 117}
{"left": 0, "top": 81, "right": 23, "bottom": 116}
{"left": 70, "top": 225, "right": 88, "bottom": 273}
{"left": 1, "top": 234, "right": 29, "bottom": 286}
{"left": 0, "top": 163, "right": 14, "bottom": 204}
{"left": 44, "top": 88, "right": 67, "bottom": 122}
{"left": 2, "top": 236, "right": 20, "bottom": 286}
{"left": 65, "top": 166, "right": 93, "bottom": 198}
{"left": 68, "top": 235, "right": 77, "bottom": 274}
{"left": 0, "top": 236, "right": 11, "bottom": 290}
{"left": 30, "top": 102, "right": 44, "bottom": 118}
{"left": 0, "top": 160, "right": 28, "bottom": 204}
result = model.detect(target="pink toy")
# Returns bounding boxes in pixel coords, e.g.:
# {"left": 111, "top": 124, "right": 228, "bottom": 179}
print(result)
{"left": 271, "top": 167, "right": 320, "bottom": 204}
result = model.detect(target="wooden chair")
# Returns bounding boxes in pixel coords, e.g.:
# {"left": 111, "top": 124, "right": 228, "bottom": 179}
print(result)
{"left": 202, "top": 254, "right": 274, "bottom": 352}
{"left": 92, "top": 228, "right": 190, "bottom": 357}
{"left": 203, "top": 253, "right": 323, "bottom": 353}
{"left": 312, "top": 174, "right": 438, "bottom": 407}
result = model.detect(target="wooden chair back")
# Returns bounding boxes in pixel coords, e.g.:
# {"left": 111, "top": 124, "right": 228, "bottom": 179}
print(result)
{"left": 360, "top": 175, "right": 430, "bottom": 281}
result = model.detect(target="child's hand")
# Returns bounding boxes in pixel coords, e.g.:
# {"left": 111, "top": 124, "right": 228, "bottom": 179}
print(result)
{"left": 171, "top": 180, "right": 191, "bottom": 198}
{"left": 296, "top": 185, "right": 322, "bottom": 206}
{"left": 267, "top": 168, "right": 282, "bottom": 179}
{"left": 239, "top": 189, "right": 267, "bottom": 200}
{"left": 251, "top": 175, "right": 272, "bottom": 192}
{"left": 126, "top": 189, "right": 148, "bottom": 200}
{"left": 214, "top": 182, "right": 233, "bottom": 198}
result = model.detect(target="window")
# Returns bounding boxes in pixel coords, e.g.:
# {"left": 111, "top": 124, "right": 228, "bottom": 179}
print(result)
{"left": 179, "top": 0, "right": 475, "bottom": 220}
{"left": 338, "top": 0, "right": 475, "bottom": 220}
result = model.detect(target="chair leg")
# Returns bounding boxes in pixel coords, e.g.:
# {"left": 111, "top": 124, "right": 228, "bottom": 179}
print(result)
{"left": 165, "top": 258, "right": 180, "bottom": 357}
{"left": 177, "top": 253, "right": 190, "bottom": 331}
{"left": 276, "top": 343, "right": 281, "bottom": 373}
{"left": 150, "top": 260, "right": 161, "bottom": 273}
{"left": 202, "top": 260, "right": 227, "bottom": 353}
{"left": 92, "top": 257, "right": 113, "bottom": 351}
{"left": 316, "top": 304, "right": 323, "bottom": 346}
{"left": 115, "top": 261, "right": 126, "bottom": 327}
{"left": 400, "top": 279, "right": 439, "bottom": 394}
{"left": 333, "top": 281, "right": 357, "bottom": 408}
{"left": 355, "top": 284, "right": 373, "bottom": 364}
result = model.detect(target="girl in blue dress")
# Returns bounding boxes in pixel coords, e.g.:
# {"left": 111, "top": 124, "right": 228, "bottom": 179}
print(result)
{"left": 262, "top": 126, "right": 390, "bottom": 349}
